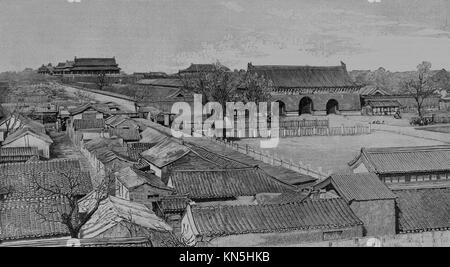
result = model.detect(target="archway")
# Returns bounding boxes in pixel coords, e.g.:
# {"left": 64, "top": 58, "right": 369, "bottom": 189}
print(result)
{"left": 299, "top": 97, "right": 313, "bottom": 115}
{"left": 326, "top": 99, "right": 339, "bottom": 115}
{"left": 276, "top": 101, "right": 287, "bottom": 116}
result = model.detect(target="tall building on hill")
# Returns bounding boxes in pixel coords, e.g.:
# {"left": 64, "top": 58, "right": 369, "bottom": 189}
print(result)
{"left": 69, "top": 57, "right": 121, "bottom": 75}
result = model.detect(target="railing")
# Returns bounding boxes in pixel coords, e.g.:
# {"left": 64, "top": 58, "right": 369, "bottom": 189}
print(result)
{"left": 209, "top": 137, "right": 330, "bottom": 180}
{"left": 191, "top": 124, "right": 372, "bottom": 138}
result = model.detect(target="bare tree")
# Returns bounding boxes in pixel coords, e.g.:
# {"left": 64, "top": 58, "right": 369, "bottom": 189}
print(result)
{"left": 401, "top": 61, "right": 437, "bottom": 118}
{"left": 119, "top": 211, "right": 190, "bottom": 247}
{"left": 28, "top": 168, "right": 114, "bottom": 238}
{"left": 240, "top": 71, "right": 273, "bottom": 105}
{"left": 181, "top": 61, "right": 274, "bottom": 138}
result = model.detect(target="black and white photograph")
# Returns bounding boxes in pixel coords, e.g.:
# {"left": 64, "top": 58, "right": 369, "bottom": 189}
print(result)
{"left": 1, "top": 0, "right": 450, "bottom": 252}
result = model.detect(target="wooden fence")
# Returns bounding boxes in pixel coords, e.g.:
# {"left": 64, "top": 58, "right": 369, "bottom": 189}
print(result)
{"left": 210, "top": 138, "right": 330, "bottom": 180}
{"left": 193, "top": 125, "right": 371, "bottom": 138}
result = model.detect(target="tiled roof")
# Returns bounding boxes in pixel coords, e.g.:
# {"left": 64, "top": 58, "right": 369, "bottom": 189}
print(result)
{"left": 179, "top": 64, "right": 230, "bottom": 74}
{"left": 72, "top": 58, "right": 119, "bottom": 70}
{"left": 0, "top": 159, "right": 92, "bottom": 200}
{"left": 136, "top": 79, "right": 183, "bottom": 88}
{"left": 139, "top": 127, "right": 168, "bottom": 144}
{"left": 248, "top": 62, "right": 358, "bottom": 89}
{"left": 190, "top": 199, "right": 363, "bottom": 237}
{"left": 0, "top": 237, "right": 153, "bottom": 247}
{"left": 359, "top": 86, "right": 392, "bottom": 96}
{"left": 157, "top": 196, "right": 191, "bottom": 213}
{"left": 69, "top": 103, "right": 111, "bottom": 116}
{"left": 395, "top": 188, "right": 450, "bottom": 233}
{"left": 130, "top": 120, "right": 315, "bottom": 185}
{"left": 141, "top": 138, "right": 190, "bottom": 168}
{"left": 350, "top": 146, "right": 450, "bottom": 175}
{"left": 127, "top": 143, "right": 154, "bottom": 161}
{"left": 115, "top": 167, "right": 171, "bottom": 190}
{"left": 367, "top": 100, "right": 401, "bottom": 108}
{"left": 3, "top": 126, "right": 53, "bottom": 146}
{"left": 80, "top": 196, "right": 172, "bottom": 239}
{"left": 315, "top": 173, "right": 396, "bottom": 202}
{"left": 84, "top": 137, "right": 124, "bottom": 153}
{"left": 0, "top": 147, "right": 39, "bottom": 163}
{"left": 187, "top": 144, "right": 250, "bottom": 169}
{"left": 73, "top": 119, "right": 105, "bottom": 131}
{"left": 137, "top": 86, "right": 186, "bottom": 102}
{"left": 109, "top": 128, "right": 140, "bottom": 141}
{"left": 185, "top": 137, "right": 317, "bottom": 186}
{"left": 105, "top": 115, "right": 138, "bottom": 128}
{"left": 256, "top": 191, "right": 310, "bottom": 205}
{"left": 0, "top": 197, "right": 70, "bottom": 241}
{"left": 170, "top": 168, "right": 295, "bottom": 200}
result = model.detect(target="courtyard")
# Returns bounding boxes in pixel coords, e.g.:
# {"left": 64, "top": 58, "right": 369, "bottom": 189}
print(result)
{"left": 236, "top": 131, "right": 447, "bottom": 174}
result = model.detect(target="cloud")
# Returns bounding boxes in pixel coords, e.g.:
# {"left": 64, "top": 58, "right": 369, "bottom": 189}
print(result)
{"left": 219, "top": 1, "right": 244, "bottom": 13}
{"left": 67, "top": 0, "right": 81, "bottom": 3}
{"left": 368, "top": 0, "right": 381, "bottom": 3}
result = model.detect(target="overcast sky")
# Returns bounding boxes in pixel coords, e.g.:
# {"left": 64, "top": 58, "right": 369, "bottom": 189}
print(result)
{"left": 1, "top": 0, "right": 450, "bottom": 73}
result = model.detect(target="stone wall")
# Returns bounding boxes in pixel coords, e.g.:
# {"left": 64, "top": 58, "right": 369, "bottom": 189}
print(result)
{"left": 350, "top": 199, "right": 396, "bottom": 237}
{"left": 272, "top": 93, "right": 361, "bottom": 114}
{"left": 199, "top": 225, "right": 364, "bottom": 247}
{"left": 299, "top": 230, "right": 450, "bottom": 247}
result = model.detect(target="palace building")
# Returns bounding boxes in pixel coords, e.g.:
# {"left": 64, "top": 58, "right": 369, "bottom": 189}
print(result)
{"left": 70, "top": 57, "right": 121, "bottom": 75}
{"left": 247, "top": 62, "right": 363, "bottom": 116}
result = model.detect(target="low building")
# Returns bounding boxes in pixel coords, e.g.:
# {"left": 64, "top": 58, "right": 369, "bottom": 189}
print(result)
{"left": 394, "top": 187, "right": 450, "bottom": 234}
{"left": 0, "top": 159, "right": 92, "bottom": 242}
{"left": 0, "top": 147, "right": 40, "bottom": 164}
{"left": 181, "top": 199, "right": 363, "bottom": 246}
{"left": 315, "top": 173, "right": 397, "bottom": 236}
{"left": 167, "top": 168, "right": 296, "bottom": 204}
{"left": 114, "top": 166, "right": 173, "bottom": 204}
{"left": 138, "top": 127, "right": 167, "bottom": 146}
{"left": 105, "top": 115, "right": 139, "bottom": 130}
{"left": 79, "top": 196, "right": 172, "bottom": 239}
{"left": 0, "top": 197, "right": 70, "bottom": 242}
{"left": 0, "top": 159, "right": 92, "bottom": 200}
{"left": 81, "top": 137, "right": 134, "bottom": 176}
{"left": 2, "top": 126, "right": 53, "bottom": 158}
{"left": 140, "top": 137, "right": 249, "bottom": 179}
{"left": 178, "top": 63, "right": 231, "bottom": 76}
{"left": 72, "top": 118, "right": 105, "bottom": 131}
{"left": 109, "top": 128, "right": 141, "bottom": 144}
{"left": 154, "top": 195, "right": 192, "bottom": 233}
{"left": 363, "top": 100, "right": 401, "bottom": 116}
{"left": 349, "top": 146, "right": 450, "bottom": 186}
{"left": 69, "top": 103, "right": 112, "bottom": 120}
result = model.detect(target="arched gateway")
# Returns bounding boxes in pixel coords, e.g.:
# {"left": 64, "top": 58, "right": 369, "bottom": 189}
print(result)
{"left": 299, "top": 97, "right": 313, "bottom": 115}
{"left": 326, "top": 99, "right": 339, "bottom": 115}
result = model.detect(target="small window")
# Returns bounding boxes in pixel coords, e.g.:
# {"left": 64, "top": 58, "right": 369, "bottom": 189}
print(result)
{"left": 323, "top": 231, "right": 343, "bottom": 241}
{"left": 148, "top": 194, "right": 159, "bottom": 200}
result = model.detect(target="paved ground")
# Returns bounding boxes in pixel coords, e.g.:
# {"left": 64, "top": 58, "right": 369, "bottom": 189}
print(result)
{"left": 49, "top": 131, "right": 103, "bottom": 187}
{"left": 417, "top": 125, "right": 450, "bottom": 134}
{"left": 236, "top": 131, "right": 447, "bottom": 174}
{"left": 56, "top": 82, "right": 136, "bottom": 112}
